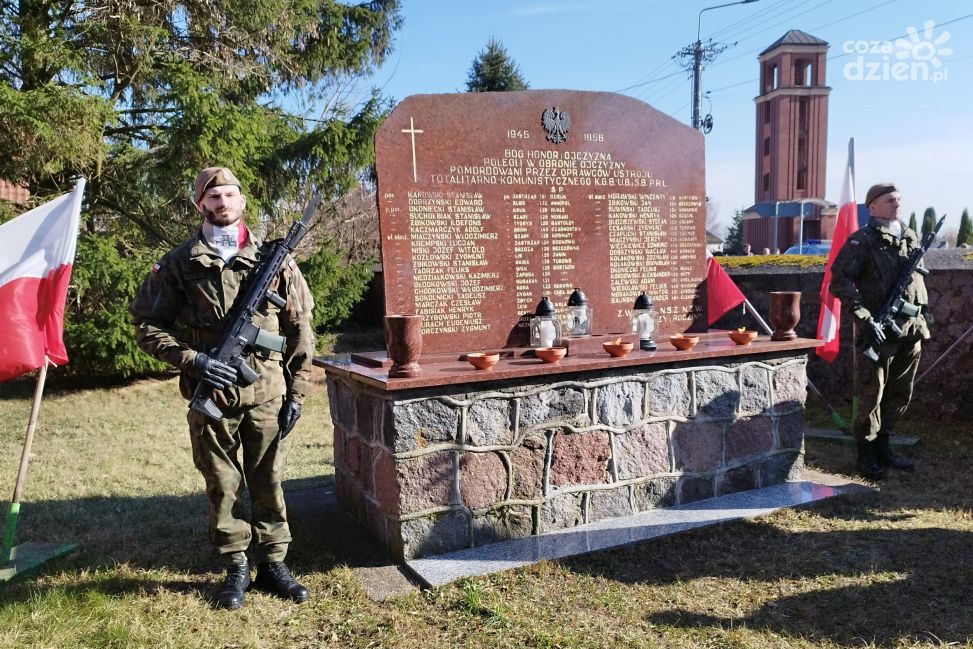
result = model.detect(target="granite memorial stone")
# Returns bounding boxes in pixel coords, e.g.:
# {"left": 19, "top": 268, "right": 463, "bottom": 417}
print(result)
{"left": 376, "top": 90, "right": 707, "bottom": 354}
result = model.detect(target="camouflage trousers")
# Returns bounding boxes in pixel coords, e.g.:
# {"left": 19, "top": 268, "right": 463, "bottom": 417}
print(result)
{"left": 188, "top": 395, "right": 291, "bottom": 563}
{"left": 854, "top": 336, "right": 922, "bottom": 442}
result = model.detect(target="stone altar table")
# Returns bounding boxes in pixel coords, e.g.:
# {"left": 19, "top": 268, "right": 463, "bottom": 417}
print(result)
{"left": 317, "top": 334, "right": 819, "bottom": 561}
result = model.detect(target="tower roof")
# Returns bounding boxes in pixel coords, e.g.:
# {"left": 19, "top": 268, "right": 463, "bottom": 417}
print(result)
{"left": 760, "top": 30, "right": 828, "bottom": 56}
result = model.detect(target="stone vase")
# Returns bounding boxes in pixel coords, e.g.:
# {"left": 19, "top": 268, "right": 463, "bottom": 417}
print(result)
{"left": 769, "top": 291, "right": 801, "bottom": 341}
{"left": 384, "top": 314, "right": 422, "bottom": 378}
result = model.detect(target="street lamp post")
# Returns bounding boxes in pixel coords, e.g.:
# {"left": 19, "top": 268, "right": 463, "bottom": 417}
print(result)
{"left": 690, "top": 0, "right": 760, "bottom": 131}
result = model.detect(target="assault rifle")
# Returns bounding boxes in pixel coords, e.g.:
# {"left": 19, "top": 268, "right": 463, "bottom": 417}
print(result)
{"left": 190, "top": 195, "right": 320, "bottom": 419}
{"left": 860, "top": 214, "right": 945, "bottom": 362}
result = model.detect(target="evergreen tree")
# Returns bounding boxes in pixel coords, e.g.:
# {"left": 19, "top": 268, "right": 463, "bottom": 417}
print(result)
{"left": 922, "top": 207, "right": 937, "bottom": 237}
{"left": 725, "top": 209, "right": 745, "bottom": 255}
{"left": 466, "top": 38, "right": 529, "bottom": 92}
{"left": 908, "top": 211, "right": 918, "bottom": 232}
{"left": 0, "top": 0, "right": 403, "bottom": 376}
{"left": 956, "top": 210, "right": 971, "bottom": 246}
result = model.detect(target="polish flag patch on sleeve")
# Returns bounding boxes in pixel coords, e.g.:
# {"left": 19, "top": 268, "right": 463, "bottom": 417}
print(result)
{"left": 152, "top": 262, "right": 161, "bottom": 272}
{"left": 288, "top": 258, "right": 297, "bottom": 271}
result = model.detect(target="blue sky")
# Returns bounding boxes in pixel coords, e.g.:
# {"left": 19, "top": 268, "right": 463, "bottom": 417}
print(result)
{"left": 351, "top": 0, "right": 972, "bottom": 235}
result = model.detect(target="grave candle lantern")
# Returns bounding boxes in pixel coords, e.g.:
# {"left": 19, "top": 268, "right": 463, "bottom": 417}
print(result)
{"left": 529, "top": 296, "right": 562, "bottom": 348}
{"left": 563, "top": 287, "right": 592, "bottom": 336}
{"left": 630, "top": 291, "right": 657, "bottom": 350}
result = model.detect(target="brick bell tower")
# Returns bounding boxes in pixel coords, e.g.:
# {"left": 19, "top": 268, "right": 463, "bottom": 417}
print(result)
{"left": 755, "top": 31, "right": 830, "bottom": 203}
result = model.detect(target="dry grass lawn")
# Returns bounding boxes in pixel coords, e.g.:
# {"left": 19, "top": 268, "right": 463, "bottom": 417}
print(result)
{"left": 1, "top": 364, "right": 972, "bottom": 648}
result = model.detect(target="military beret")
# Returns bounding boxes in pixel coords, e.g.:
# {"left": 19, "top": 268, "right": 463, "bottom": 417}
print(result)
{"left": 193, "top": 167, "right": 241, "bottom": 204}
{"left": 865, "top": 182, "right": 898, "bottom": 207}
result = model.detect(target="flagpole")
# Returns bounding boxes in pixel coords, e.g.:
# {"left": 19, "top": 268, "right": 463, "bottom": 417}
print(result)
{"left": 1, "top": 358, "right": 50, "bottom": 564}
{"left": 915, "top": 321, "right": 973, "bottom": 384}
{"left": 851, "top": 320, "right": 859, "bottom": 434}
{"left": 0, "top": 181, "right": 84, "bottom": 574}
{"left": 744, "top": 297, "right": 847, "bottom": 430}
{"left": 743, "top": 298, "right": 773, "bottom": 335}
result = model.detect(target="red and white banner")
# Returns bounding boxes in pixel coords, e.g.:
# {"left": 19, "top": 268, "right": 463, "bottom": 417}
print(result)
{"left": 0, "top": 180, "right": 84, "bottom": 382}
{"left": 816, "top": 139, "right": 858, "bottom": 362}
{"left": 706, "top": 250, "right": 746, "bottom": 326}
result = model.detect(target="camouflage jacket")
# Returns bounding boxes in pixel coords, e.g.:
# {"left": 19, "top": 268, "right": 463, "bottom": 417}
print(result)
{"left": 130, "top": 228, "right": 316, "bottom": 408}
{"left": 829, "top": 218, "right": 930, "bottom": 340}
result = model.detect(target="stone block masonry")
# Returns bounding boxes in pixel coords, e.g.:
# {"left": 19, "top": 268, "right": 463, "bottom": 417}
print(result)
{"left": 325, "top": 352, "right": 807, "bottom": 561}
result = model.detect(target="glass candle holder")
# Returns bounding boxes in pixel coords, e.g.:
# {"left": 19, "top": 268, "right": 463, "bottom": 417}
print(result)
{"left": 529, "top": 296, "right": 562, "bottom": 347}
{"left": 629, "top": 291, "right": 657, "bottom": 350}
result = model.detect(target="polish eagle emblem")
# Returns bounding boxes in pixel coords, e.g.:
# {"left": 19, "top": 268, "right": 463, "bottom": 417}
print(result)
{"left": 541, "top": 106, "right": 570, "bottom": 144}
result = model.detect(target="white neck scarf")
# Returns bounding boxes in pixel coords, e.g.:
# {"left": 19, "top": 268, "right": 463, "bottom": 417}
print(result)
{"left": 887, "top": 219, "right": 902, "bottom": 240}
{"left": 202, "top": 221, "right": 247, "bottom": 262}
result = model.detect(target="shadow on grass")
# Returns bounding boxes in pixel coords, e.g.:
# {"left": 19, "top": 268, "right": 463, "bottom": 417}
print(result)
{"left": 620, "top": 517, "right": 973, "bottom": 647}
{"left": 0, "top": 371, "right": 178, "bottom": 401}
{"left": 0, "top": 476, "right": 390, "bottom": 602}
{"left": 562, "top": 416, "right": 973, "bottom": 647}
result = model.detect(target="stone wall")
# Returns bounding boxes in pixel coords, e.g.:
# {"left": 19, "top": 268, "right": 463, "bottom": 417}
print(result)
{"left": 716, "top": 256, "right": 973, "bottom": 414}
{"left": 325, "top": 351, "right": 808, "bottom": 561}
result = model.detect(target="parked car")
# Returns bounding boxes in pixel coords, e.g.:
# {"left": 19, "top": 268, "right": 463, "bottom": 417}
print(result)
{"left": 784, "top": 240, "right": 831, "bottom": 255}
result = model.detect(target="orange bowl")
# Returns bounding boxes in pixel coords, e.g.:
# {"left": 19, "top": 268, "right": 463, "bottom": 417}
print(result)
{"left": 535, "top": 346, "right": 567, "bottom": 363}
{"left": 466, "top": 352, "right": 499, "bottom": 370}
{"left": 728, "top": 330, "right": 758, "bottom": 345}
{"left": 603, "top": 341, "right": 634, "bottom": 357}
{"left": 669, "top": 334, "right": 700, "bottom": 351}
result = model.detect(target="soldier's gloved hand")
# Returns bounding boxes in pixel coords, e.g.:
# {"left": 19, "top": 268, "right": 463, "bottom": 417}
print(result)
{"left": 278, "top": 400, "right": 302, "bottom": 439}
{"left": 865, "top": 318, "right": 886, "bottom": 345}
{"left": 193, "top": 353, "right": 236, "bottom": 390}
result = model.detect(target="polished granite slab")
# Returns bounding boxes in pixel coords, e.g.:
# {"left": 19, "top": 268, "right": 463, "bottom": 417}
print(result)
{"left": 315, "top": 334, "right": 822, "bottom": 391}
{"left": 806, "top": 427, "right": 920, "bottom": 446}
{"left": 406, "top": 478, "right": 870, "bottom": 587}
{"left": 0, "top": 541, "right": 77, "bottom": 582}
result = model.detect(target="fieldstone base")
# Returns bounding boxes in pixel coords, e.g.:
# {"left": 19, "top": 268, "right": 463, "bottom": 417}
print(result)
{"left": 325, "top": 353, "right": 808, "bottom": 561}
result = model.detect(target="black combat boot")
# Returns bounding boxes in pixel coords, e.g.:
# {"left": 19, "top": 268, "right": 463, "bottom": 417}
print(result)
{"left": 877, "top": 433, "right": 915, "bottom": 470}
{"left": 214, "top": 560, "right": 250, "bottom": 610}
{"left": 856, "top": 439, "right": 886, "bottom": 481}
{"left": 253, "top": 561, "right": 309, "bottom": 603}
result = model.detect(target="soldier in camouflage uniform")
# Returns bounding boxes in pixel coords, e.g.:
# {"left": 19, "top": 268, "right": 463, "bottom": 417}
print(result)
{"left": 130, "top": 167, "right": 316, "bottom": 609}
{"left": 829, "top": 182, "right": 927, "bottom": 480}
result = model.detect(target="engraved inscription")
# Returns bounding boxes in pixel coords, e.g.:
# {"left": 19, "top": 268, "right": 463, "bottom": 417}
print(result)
{"left": 376, "top": 92, "right": 708, "bottom": 353}
{"left": 407, "top": 190, "right": 503, "bottom": 334}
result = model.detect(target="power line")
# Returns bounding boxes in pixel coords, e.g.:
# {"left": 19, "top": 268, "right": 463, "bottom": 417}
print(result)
{"left": 616, "top": 0, "right": 786, "bottom": 95}
{"left": 644, "top": 75, "right": 690, "bottom": 106}
{"left": 706, "top": 10, "right": 973, "bottom": 95}
{"left": 620, "top": 53, "right": 688, "bottom": 92}
{"left": 829, "top": 104, "right": 973, "bottom": 114}
{"left": 633, "top": 74, "right": 684, "bottom": 104}
{"left": 722, "top": 0, "right": 833, "bottom": 45}
{"left": 826, "top": 11, "right": 973, "bottom": 60}
{"left": 617, "top": 0, "right": 812, "bottom": 97}
{"left": 808, "top": 0, "right": 901, "bottom": 34}
{"left": 615, "top": 68, "right": 686, "bottom": 93}
{"left": 708, "top": 0, "right": 791, "bottom": 40}
{"left": 708, "top": 0, "right": 892, "bottom": 70}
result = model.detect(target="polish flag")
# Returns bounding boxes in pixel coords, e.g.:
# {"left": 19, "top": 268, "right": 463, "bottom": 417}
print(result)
{"left": 816, "top": 139, "right": 858, "bottom": 362}
{"left": 706, "top": 250, "right": 746, "bottom": 326}
{"left": 0, "top": 180, "right": 85, "bottom": 382}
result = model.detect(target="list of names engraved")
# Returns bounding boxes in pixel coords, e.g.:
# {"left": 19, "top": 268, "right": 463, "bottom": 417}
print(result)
{"left": 406, "top": 191, "right": 502, "bottom": 335}
{"left": 606, "top": 193, "right": 666, "bottom": 303}
{"left": 508, "top": 187, "right": 583, "bottom": 315}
